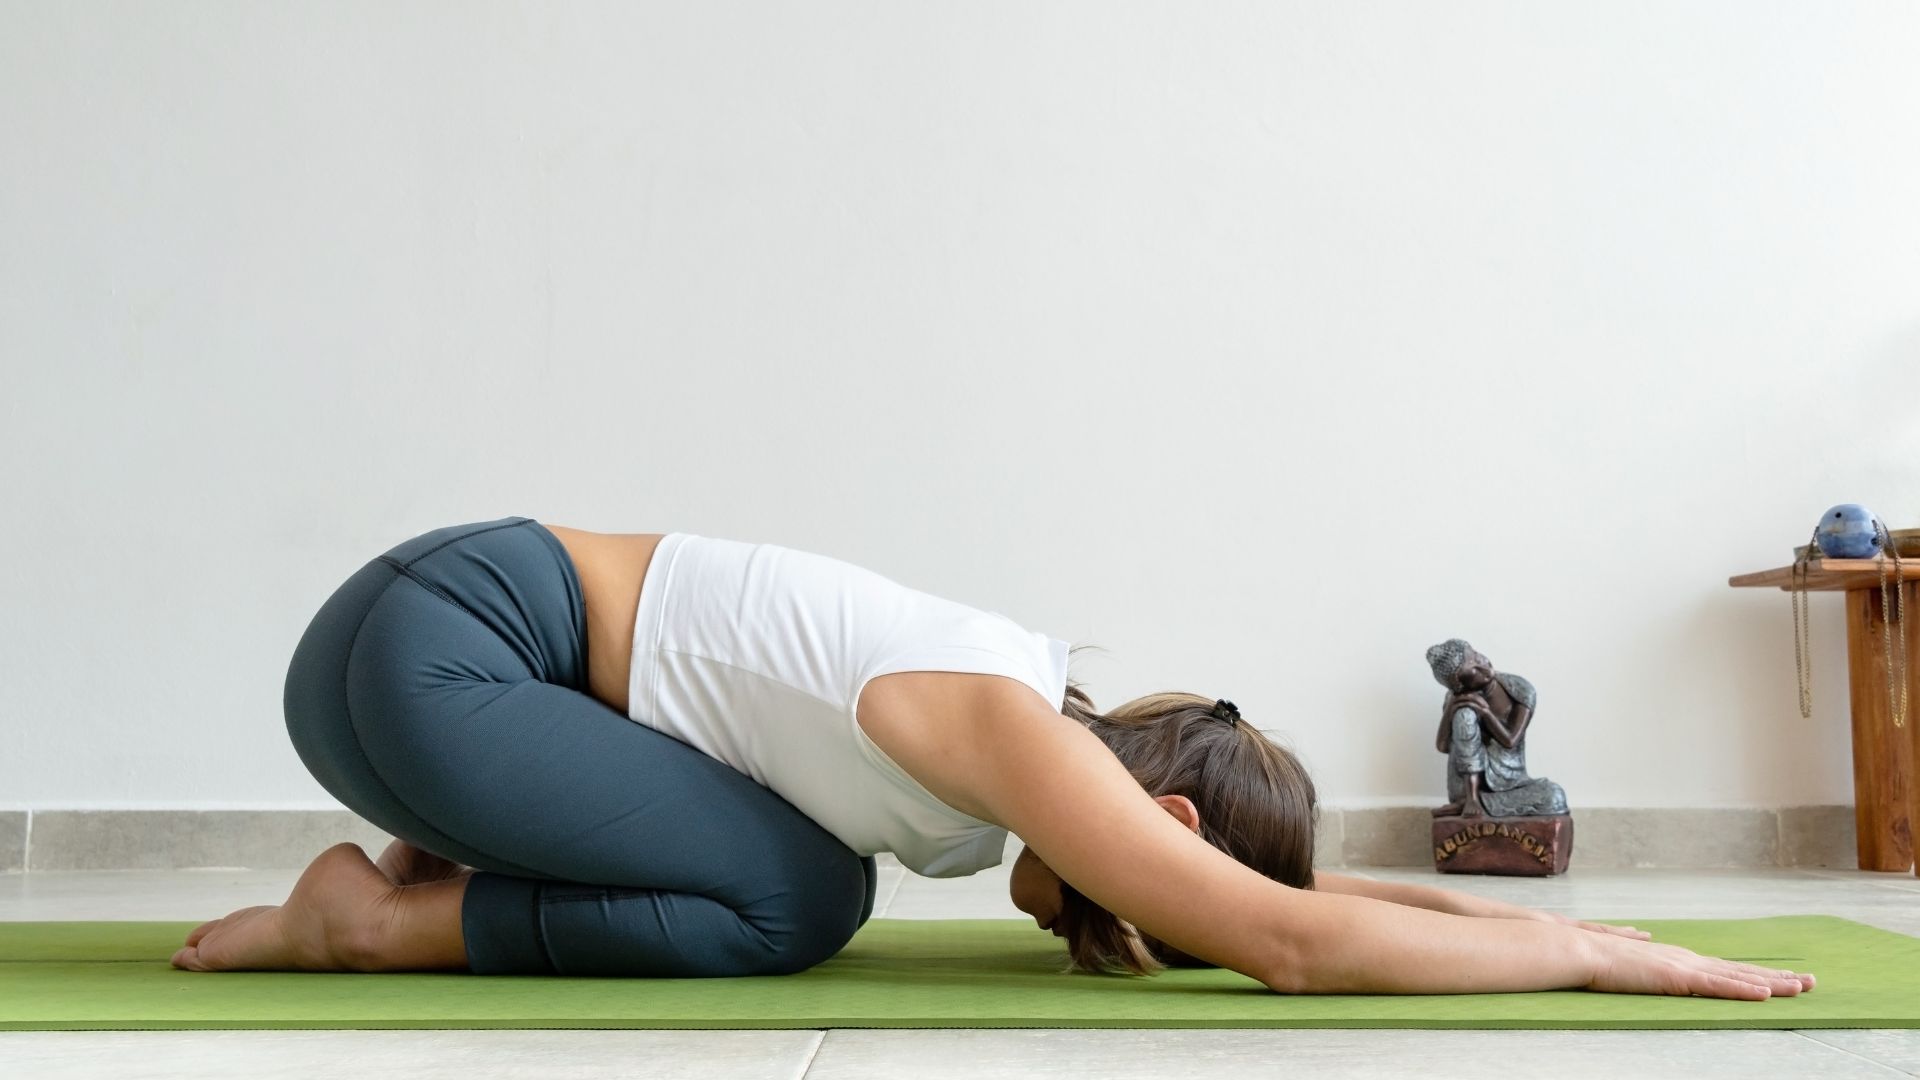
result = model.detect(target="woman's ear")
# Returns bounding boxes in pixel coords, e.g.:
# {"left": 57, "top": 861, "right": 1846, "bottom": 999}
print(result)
{"left": 1152, "top": 793, "right": 1202, "bottom": 833}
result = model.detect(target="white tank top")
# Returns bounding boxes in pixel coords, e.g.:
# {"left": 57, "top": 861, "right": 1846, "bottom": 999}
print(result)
{"left": 625, "top": 532, "right": 1072, "bottom": 877}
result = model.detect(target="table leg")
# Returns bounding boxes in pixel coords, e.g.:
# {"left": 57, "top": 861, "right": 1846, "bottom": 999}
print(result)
{"left": 1845, "top": 585, "right": 1915, "bottom": 872}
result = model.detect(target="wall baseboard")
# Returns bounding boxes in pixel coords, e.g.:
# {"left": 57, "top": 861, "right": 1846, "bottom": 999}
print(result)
{"left": 1322, "top": 805, "right": 1864, "bottom": 870}
{"left": 0, "top": 805, "right": 1878, "bottom": 873}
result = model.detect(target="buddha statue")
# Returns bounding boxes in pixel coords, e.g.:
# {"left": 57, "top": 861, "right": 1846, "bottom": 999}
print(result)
{"left": 1426, "top": 638, "right": 1568, "bottom": 818}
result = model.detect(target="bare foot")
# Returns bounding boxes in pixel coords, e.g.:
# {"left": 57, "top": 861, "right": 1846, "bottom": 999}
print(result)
{"left": 374, "top": 838, "right": 473, "bottom": 886}
{"left": 172, "top": 842, "right": 401, "bottom": 973}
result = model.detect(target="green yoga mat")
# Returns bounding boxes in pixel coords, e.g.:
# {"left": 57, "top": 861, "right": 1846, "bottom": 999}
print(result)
{"left": 2, "top": 916, "right": 1914, "bottom": 1031}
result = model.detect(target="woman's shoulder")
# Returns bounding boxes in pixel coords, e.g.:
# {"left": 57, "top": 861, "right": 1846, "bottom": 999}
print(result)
{"left": 855, "top": 669, "right": 1040, "bottom": 825}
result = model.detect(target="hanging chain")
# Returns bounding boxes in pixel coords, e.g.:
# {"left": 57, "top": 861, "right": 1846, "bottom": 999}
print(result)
{"left": 1876, "top": 520, "right": 1908, "bottom": 729}
{"left": 1793, "top": 528, "right": 1818, "bottom": 719}
{"left": 1793, "top": 520, "right": 1908, "bottom": 728}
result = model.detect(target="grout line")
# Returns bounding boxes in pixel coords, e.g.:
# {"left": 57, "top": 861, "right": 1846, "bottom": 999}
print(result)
{"left": 794, "top": 1029, "right": 827, "bottom": 1080}
{"left": 1789, "top": 1030, "right": 1916, "bottom": 1077}
{"left": 874, "top": 868, "right": 907, "bottom": 917}
{"left": 1794, "top": 867, "right": 1920, "bottom": 894}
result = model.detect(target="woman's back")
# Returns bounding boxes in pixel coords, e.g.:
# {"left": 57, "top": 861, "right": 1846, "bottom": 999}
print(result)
{"left": 541, "top": 522, "right": 1071, "bottom": 876}
{"left": 538, "top": 523, "right": 664, "bottom": 714}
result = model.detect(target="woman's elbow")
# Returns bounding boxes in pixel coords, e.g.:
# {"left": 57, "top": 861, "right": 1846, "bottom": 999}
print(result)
{"left": 1260, "top": 943, "right": 1312, "bottom": 994}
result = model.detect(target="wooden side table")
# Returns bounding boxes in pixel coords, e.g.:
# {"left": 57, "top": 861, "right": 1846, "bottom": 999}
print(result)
{"left": 1730, "top": 560, "right": 1920, "bottom": 873}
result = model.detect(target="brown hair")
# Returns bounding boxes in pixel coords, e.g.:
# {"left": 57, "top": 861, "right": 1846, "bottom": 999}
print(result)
{"left": 1050, "top": 667, "right": 1319, "bottom": 977}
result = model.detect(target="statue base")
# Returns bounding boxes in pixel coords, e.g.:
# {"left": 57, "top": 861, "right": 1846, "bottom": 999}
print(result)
{"left": 1431, "top": 813, "right": 1573, "bottom": 876}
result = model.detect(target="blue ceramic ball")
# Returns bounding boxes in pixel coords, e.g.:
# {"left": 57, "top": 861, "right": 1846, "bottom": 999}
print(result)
{"left": 1815, "top": 503, "right": 1883, "bottom": 558}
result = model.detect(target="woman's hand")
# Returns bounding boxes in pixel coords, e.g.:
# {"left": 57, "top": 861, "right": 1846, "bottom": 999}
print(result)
{"left": 1313, "top": 872, "right": 1652, "bottom": 941}
{"left": 1585, "top": 932, "right": 1816, "bottom": 1000}
{"left": 1434, "top": 888, "right": 1652, "bottom": 941}
{"left": 1478, "top": 899, "right": 1652, "bottom": 941}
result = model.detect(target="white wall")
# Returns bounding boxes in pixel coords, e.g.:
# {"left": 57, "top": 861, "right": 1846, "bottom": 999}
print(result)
{"left": 4, "top": 2, "right": 1918, "bottom": 813}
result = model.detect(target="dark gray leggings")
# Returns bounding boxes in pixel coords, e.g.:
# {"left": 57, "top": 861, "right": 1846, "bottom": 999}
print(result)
{"left": 282, "top": 516, "right": 877, "bottom": 976}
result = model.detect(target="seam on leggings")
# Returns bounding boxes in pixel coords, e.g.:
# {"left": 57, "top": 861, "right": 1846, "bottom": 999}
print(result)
{"left": 535, "top": 888, "right": 777, "bottom": 953}
{"left": 375, "top": 556, "right": 539, "bottom": 682}
{"left": 541, "top": 887, "right": 618, "bottom": 904}
{"left": 337, "top": 564, "right": 547, "bottom": 881}
{"left": 533, "top": 892, "right": 558, "bottom": 974}
{"left": 398, "top": 518, "right": 532, "bottom": 570}
{"left": 521, "top": 519, "right": 589, "bottom": 665}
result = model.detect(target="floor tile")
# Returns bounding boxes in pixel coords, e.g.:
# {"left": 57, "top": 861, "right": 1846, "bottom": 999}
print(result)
{"left": 1354, "top": 867, "right": 1920, "bottom": 911}
{"left": 870, "top": 865, "right": 907, "bottom": 917}
{"left": 1799, "top": 868, "right": 1920, "bottom": 893}
{"left": 0, "top": 1030, "right": 822, "bottom": 1080}
{"left": 805, "top": 1029, "right": 1908, "bottom": 1080}
{"left": 1348, "top": 866, "right": 1920, "bottom": 938}
{"left": 883, "top": 865, "right": 1022, "bottom": 919}
{"left": 1802, "top": 1029, "right": 1920, "bottom": 1076}
{"left": 0, "top": 869, "right": 305, "bottom": 920}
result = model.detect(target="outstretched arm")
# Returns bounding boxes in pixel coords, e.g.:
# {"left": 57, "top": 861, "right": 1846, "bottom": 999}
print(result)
{"left": 1313, "top": 869, "right": 1493, "bottom": 915}
{"left": 875, "top": 676, "right": 1810, "bottom": 998}
{"left": 1313, "top": 870, "right": 1649, "bottom": 940}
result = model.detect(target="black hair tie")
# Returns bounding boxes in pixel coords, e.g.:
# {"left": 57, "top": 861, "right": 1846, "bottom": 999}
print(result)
{"left": 1210, "top": 698, "right": 1240, "bottom": 727}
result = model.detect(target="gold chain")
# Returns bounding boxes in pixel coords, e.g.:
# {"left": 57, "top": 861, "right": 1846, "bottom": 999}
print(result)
{"left": 1876, "top": 520, "right": 1908, "bottom": 729}
{"left": 1793, "top": 521, "right": 1909, "bottom": 728}
{"left": 1793, "top": 528, "right": 1817, "bottom": 719}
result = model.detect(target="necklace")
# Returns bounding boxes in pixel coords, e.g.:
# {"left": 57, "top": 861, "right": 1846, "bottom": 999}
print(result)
{"left": 1794, "top": 520, "right": 1908, "bottom": 728}
{"left": 1875, "top": 520, "right": 1908, "bottom": 729}
{"left": 1793, "top": 526, "right": 1817, "bottom": 719}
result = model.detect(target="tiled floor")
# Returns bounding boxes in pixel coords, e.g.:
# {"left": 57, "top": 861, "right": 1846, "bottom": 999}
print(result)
{"left": 3, "top": 849, "right": 1919, "bottom": 1079}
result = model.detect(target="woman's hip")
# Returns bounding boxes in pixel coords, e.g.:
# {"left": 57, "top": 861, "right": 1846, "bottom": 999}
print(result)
{"left": 367, "top": 516, "right": 586, "bottom": 688}
{"left": 282, "top": 516, "right": 589, "bottom": 754}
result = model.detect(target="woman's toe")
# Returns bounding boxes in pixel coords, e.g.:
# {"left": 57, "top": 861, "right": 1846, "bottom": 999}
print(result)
{"left": 185, "top": 907, "right": 288, "bottom": 971}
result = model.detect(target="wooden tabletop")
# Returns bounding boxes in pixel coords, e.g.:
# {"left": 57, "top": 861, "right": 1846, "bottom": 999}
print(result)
{"left": 1730, "top": 560, "right": 1920, "bottom": 591}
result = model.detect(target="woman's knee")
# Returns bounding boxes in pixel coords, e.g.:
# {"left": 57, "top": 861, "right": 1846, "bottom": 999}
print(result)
{"left": 742, "top": 850, "right": 874, "bottom": 975}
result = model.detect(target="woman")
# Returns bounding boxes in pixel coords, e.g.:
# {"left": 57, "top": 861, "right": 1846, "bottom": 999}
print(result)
{"left": 171, "top": 516, "right": 1814, "bottom": 999}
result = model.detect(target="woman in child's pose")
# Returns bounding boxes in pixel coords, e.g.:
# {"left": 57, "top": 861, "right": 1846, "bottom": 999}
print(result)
{"left": 173, "top": 516, "right": 1813, "bottom": 1000}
